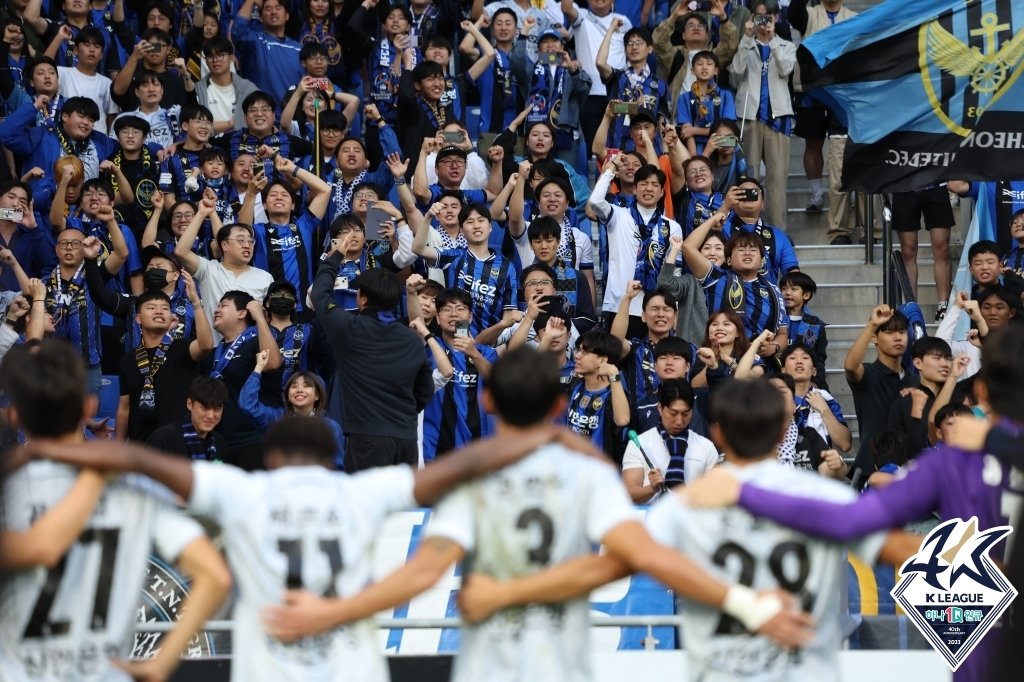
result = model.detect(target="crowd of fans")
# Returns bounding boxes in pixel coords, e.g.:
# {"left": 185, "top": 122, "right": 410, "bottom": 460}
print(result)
{"left": 0, "top": 0, "right": 1017, "bottom": 497}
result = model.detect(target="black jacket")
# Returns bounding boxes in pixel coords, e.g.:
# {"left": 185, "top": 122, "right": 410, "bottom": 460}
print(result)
{"left": 313, "top": 254, "right": 433, "bottom": 440}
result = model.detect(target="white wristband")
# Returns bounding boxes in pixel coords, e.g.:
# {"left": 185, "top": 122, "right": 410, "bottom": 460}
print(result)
{"left": 723, "top": 584, "right": 783, "bottom": 632}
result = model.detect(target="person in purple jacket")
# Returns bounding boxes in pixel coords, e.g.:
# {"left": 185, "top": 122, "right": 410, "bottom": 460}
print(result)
{"left": 685, "top": 324, "right": 1024, "bottom": 682}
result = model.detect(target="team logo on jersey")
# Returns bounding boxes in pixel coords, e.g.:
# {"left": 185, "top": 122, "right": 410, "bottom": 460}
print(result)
{"left": 892, "top": 516, "right": 1017, "bottom": 671}
{"left": 294, "top": 328, "right": 304, "bottom": 342}
{"left": 579, "top": 396, "right": 590, "bottom": 408}
{"left": 491, "top": 267, "right": 500, "bottom": 278}
{"left": 592, "top": 397, "right": 603, "bottom": 410}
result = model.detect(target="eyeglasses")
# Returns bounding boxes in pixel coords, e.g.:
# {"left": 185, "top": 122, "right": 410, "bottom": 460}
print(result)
{"left": 438, "top": 305, "right": 469, "bottom": 314}
{"left": 206, "top": 52, "right": 230, "bottom": 61}
{"left": 438, "top": 158, "right": 466, "bottom": 167}
{"left": 625, "top": 40, "right": 647, "bottom": 47}
{"left": 306, "top": 54, "right": 327, "bottom": 62}
{"left": 57, "top": 240, "right": 83, "bottom": 249}
{"left": 525, "top": 279, "right": 553, "bottom": 288}
{"left": 247, "top": 106, "right": 274, "bottom": 114}
{"left": 229, "top": 237, "right": 255, "bottom": 246}
{"left": 337, "top": 225, "right": 364, "bottom": 234}
{"left": 686, "top": 167, "right": 710, "bottom": 177}
{"left": 171, "top": 212, "right": 194, "bottom": 220}
{"left": 353, "top": 191, "right": 378, "bottom": 200}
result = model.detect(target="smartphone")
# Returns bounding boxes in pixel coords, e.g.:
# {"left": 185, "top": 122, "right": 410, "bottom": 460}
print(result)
{"left": 0, "top": 208, "right": 23, "bottom": 222}
{"left": 539, "top": 294, "right": 567, "bottom": 319}
{"left": 753, "top": 14, "right": 773, "bottom": 27}
{"left": 612, "top": 102, "right": 640, "bottom": 116}
{"left": 442, "top": 131, "right": 465, "bottom": 144}
{"left": 454, "top": 320, "right": 470, "bottom": 338}
{"left": 250, "top": 161, "right": 263, "bottom": 174}
{"left": 687, "top": 1, "right": 712, "bottom": 10}
{"left": 740, "top": 187, "right": 760, "bottom": 201}
{"left": 715, "top": 134, "right": 738, "bottom": 148}
{"left": 542, "top": 51, "right": 562, "bottom": 64}
{"left": 146, "top": 43, "right": 163, "bottom": 53}
{"left": 365, "top": 206, "right": 391, "bottom": 241}
{"left": 309, "top": 77, "right": 331, "bottom": 92}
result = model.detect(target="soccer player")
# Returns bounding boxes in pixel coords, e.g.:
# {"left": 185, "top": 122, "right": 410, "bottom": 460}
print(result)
{"left": 0, "top": 340, "right": 230, "bottom": 681}
{"left": 685, "top": 325, "right": 1024, "bottom": 682}
{"left": 449, "top": 377, "right": 917, "bottom": 680}
{"left": 260, "top": 348, "right": 814, "bottom": 679}
{"left": 31, "top": 410, "right": 602, "bottom": 682}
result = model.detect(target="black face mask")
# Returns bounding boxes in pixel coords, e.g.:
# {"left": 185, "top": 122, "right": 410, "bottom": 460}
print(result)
{"left": 144, "top": 268, "right": 169, "bottom": 290}
{"left": 267, "top": 298, "right": 296, "bottom": 316}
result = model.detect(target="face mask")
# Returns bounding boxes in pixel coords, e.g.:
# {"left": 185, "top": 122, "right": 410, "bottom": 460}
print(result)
{"left": 267, "top": 298, "right": 296, "bottom": 316}
{"left": 144, "top": 267, "right": 169, "bottom": 290}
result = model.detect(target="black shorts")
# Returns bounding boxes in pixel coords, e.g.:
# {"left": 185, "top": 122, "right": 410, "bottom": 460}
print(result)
{"left": 794, "top": 104, "right": 828, "bottom": 139}
{"left": 891, "top": 186, "right": 955, "bottom": 231}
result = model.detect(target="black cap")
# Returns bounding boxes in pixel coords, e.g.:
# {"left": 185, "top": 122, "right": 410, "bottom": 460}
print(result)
{"left": 629, "top": 108, "right": 657, "bottom": 126}
{"left": 141, "top": 245, "right": 181, "bottom": 271}
{"left": 112, "top": 113, "right": 151, "bottom": 136}
{"left": 436, "top": 145, "right": 468, "bottom": 162}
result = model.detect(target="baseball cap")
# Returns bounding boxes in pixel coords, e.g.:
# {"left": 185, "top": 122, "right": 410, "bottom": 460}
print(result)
{"left": 435, "top": 145, "right": 468, "bottom": 163}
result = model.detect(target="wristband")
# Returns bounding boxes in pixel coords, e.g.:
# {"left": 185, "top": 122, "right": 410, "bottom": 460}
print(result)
{"left": 394, "top": 177, "right": 406, "bottom": 185}
{"left": 423, "top": 332, "right": 435, "bottom": 343}
{"left": 291, "top": 165, "right": 301, "bottom": 178}
{"left": 723, "top": 584, "right": 783, "bottom": 632}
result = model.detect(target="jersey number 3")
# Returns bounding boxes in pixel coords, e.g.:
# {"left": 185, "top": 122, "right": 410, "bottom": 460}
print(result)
{"left": 23, "top": 528, "right": 121, "bottom": 639}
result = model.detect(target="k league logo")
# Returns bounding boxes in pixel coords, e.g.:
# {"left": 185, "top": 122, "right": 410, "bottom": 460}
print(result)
{"left": 891, "top": 517, "right": 1017, "bottom": 671}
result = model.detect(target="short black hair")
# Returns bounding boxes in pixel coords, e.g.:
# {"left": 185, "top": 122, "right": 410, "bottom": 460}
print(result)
{"left": 200, "top": 147, "right": 228, "bottom": 166}
{"left": 519, "top": 262, "right": 557, "bottom": 289}
{"left": 425, "top": 36, "right": 453, "bottom": 53}
{"left": 0, "top": 179, "right": 32, "bottom": 203}
{"left": 182, "top": 103, "right": 214, "bottom": 122}
{"left": 488, "top": 347, "right": 562, "bottom": 426}
{"left": 642, "top": 288, "right": 676, "bottom": 311}
{"left": 710, "top": 378, "right": 787, "bottom": 459}
{"left": 136, "top": 289, "right": 171, "bottom": 308}
{"left": 680, "top": 13, "right": 709, "bottom": 31}
{"left": 216, "top": 222, "right": 254, "bottom": 246}
{"left": 61, "top": 96, "right": 100, "bottom": 123}
{"left": 877, "top": 310, "right": 909, "bottom": 334}
{"left": 575, "top": 329, "right": 622, "bottom": 362}
{"left": 81, "top": 178, "right": 114, "bottom": 201}
{"left": 633, "top": 164, "right": 666, "bottom": 187}
{"left": 910, "top": 336, "right": 952, "bottom": 360}
{"left": 771, "top": 372, "right": 796, "bottom": 394}
{"left": 978, "top": 325, "right": 1024, "bottom": 422}
{"left": 527, "top": 216, "right": 561, "bottom": 241}
{"left": 329, "top": 213, "right": 365, "bottom": 238}
{"left": 623, "top": 27, "right": 652, "bottom": 46}
{"left": 318, "top": 110, "right": 347, "bottom": 131}
{"left": 691, "top": 49, "right": 720, "bottom": 68}
{"left": 220, "top": 290, "right": 255, "bottom": 325}
{"left": 458, "top": 202, "right": 490, "bottom": 226}
{"left": 356, "top": 268, "right": 402, "bottom": 310}
{"left": 411, "top": 60, "right": 444, "bottom": 82}
{"left": 1, "top": 340, "right": 86, "bottom": 438}
{"left": 653, "top": 336, "right": 692, "bottom": 360}
{"left": 934, "top": 403, "right": 973, "bottom": 429}
{"left": 779, "top": 342, "right": 815, "bottom": 366}
{"left": 658, "top": 378, "right": 695, "bottom": 408}
{"left": 242, "top": 90, "right": 276, "bottom": 114}
{"left": 778, "top": 271, "right": 817, "bottom": 297}
{"left": 976, "top": 285, "right": 1019, "bottom": 310}
{"left": 491, "top": 7, "right": 517, "bottom": 24}
{"left": 871, "top": 430, "right": 907, "bottom": 469}
{"left": 188, "top": 375, "right": 229, "bottom": 407}
{"left": 968, "top": 239, "right": 1001, "bottom": 261}
{"left": 299, "top": 41, "right": 329, "bottom": 61}
{"left": 264, "top": 416, "right": 337, "bottom": 465}
{"left": 75, "top": 26, "right": 106, "bottom": 46}
{"left": 534, "top": 177, "right": 573, "bottom": 204}
{"left": 204, "top": 37, "right": 234, "bottom": 56}
{"left": 140, "top": 27, "right": 171, "bottom": 44}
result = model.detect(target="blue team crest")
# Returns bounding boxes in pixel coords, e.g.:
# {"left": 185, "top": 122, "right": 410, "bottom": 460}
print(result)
{"left": 920, "top": 0, "right": 1024, "bottom": 136}
{"left": 892, "top": 517, "right": 1017, "bottom": 671}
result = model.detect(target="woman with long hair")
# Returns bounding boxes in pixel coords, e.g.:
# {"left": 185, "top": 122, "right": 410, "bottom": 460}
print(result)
{"left": 692, "top": 309, "right": 763, "bottom": 389}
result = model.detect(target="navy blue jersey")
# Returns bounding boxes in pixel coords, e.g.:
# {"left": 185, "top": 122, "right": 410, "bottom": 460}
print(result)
{"left": 46, "top": 265, "right": 103, "bottom": 367}
{"left": 422, "top": 340, "right": 499, "bottom": 462}
{"left": 565, "top": 379, "right": 621, "bottom": 462}
{"left": 677, "top": 190, "right": 724, "bottom": 238}
{"left": 435, "top": 248, "right": 518, "bottom": 334}
{"left": 469, "top": 47, "right": 518, "bottom": 136}
{"left": 158, "top": 146, "right": 203, "bottom": 197}
{"left": 721, "top": 216, "right": 799, "bottom": 284}
{"left": 1002, "top": 246, "right": 1024, "bottom": 278}
{"left": 699, "top": 264, "right": 787, "bottom": 339}
{"left": 252, "top": 211, "right": 319, "bottom": 313}
{"left": 274, "top": 323, "right": 313, "bottom": 388}
{"left": 786, "top": 310, "right": 829, "bottom": 391}
{"left": 623, "top": 334, "right": 699, "bottom": 409}
{"left": 65, "top": 216, "right": 143, "bottom": 326}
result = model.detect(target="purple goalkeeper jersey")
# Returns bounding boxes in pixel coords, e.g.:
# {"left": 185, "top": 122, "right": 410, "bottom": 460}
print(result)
{"left": 738, "top": 446, "right": 1022, "bottom": 682}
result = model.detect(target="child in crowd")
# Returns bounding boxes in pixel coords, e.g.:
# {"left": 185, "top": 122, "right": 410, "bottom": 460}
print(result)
{"left": 676, "top": 51, "right": 735, "bottom": 157}
{"left": 779, "top": 271, "right": 828, "bottom": 391}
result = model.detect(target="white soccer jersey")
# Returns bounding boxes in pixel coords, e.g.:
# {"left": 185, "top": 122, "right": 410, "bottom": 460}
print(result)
{"left": 645, "top": 460, "right": 887, "bottom": 682}
{"left": 426, "top": 444, "right": 635, "bottom": 682}
{"left": 0, "top": 462, "right": 203, "bottom": 682}
{"left": 188, "top": 461, "right": 415, "bottom": 682}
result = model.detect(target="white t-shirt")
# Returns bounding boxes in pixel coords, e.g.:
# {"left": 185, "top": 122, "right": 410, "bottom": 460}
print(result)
{"left": 622, "top": 426, "right": 720, "bottom": 502}
{"left": 426, "top": 443, "right": 635, "bottom": 682}
{"left": 205, "top": 79, "right": 238, "bottom": 125}
{"left": 119, "top": 107, "right": 181, "bottom": 150}
{"left": 57, "top": 66, "right": 119, "bottom": 135}
{"left": 512, "top": 222, "right": 594, "bottom": 274}
{"left": 645, "top": 460, "right": 887, "bottom": 681}
{"left": 569, "top": 7, "right": 631, "bottom": 97}
{"left": 421, "top": 151, "right": 489, "bottom": 190}
{"left": 0, "top": 462, "right": 203, "bottom": 682}
{"left": 188, "top": 462, "right": 415, "bottom": 682}
{"left": 194, "top": 258, "right": 274, "bottom": 341}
